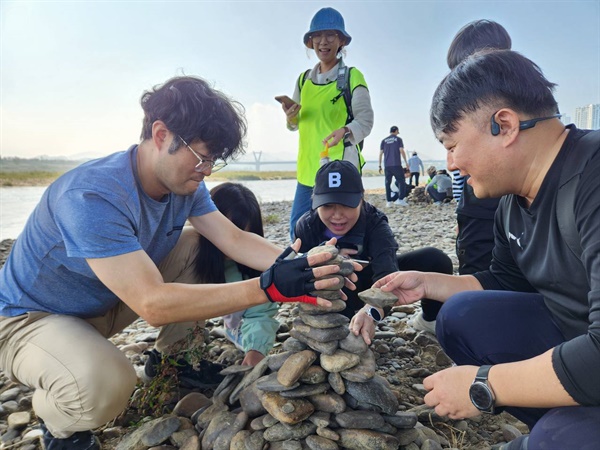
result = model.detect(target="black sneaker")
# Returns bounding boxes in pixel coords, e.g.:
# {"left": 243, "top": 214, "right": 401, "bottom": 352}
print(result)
{"left": 143, "top": 349, "right": 225, "bottom": 389}
{"left": 40, "top": 422, "right": 99, "bottom": 450}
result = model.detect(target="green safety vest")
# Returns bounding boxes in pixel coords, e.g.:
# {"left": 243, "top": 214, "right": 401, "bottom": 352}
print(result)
{"left": 296, "top": 67, "right": 367, "bottom": 187}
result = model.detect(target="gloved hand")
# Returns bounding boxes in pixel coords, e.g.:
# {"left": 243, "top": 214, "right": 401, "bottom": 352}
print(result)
{"left": 260, "top": 247, "right": 318, "bottom": 305}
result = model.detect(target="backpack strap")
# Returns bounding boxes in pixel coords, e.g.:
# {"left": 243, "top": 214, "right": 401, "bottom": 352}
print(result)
{"left": 335, "top": 59, "right": 354, "bottom": 123}
{"left": 556, "top": 129, "right": 600, "bottom": 258}
{"left": 298, "top": 69, "right": 311, "bottom": 92}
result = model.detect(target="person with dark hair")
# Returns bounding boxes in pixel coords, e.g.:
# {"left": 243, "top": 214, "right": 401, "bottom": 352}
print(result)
{"left": 0, "top": 75, "right": 354, "bottom": 449}
{"left": 377, "top": 50, "right": 600, "bottom": 449}
{"left": 295, "top": 160, "right": 452, "bottom": 333}
{"left": 149, "top": 183, "right": 279, "bottom": 369}
{"left": 446, "top": 19, "right": 512, "bottom": 69}
{"left": 379, "top": 126, "right": 409, "bottom": 207}
{"left": 283, "top": 7, "right": 374, "bottom": 240}
{"left": 407, "top": 151, "right": 424, "bottom": 186}
{"left": 411, "top": 19, "right": 512, "bottom": 334}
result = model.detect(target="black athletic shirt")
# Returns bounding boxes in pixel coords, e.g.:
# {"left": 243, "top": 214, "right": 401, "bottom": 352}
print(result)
{"left": 474, "top": 126, "right": 600, "bottom": 406}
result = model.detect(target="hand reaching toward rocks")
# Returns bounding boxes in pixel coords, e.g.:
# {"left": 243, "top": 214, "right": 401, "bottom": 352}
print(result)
{"left": 260, "top": 239, "right": 361, "bottom": 307}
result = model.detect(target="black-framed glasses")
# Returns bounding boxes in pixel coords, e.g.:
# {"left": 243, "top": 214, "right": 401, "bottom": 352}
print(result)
{"left": 179, "top": 136, "right": 227, "bottom": 173}
{"left": 309, "top": 32, "right": 339, "bottom": 43}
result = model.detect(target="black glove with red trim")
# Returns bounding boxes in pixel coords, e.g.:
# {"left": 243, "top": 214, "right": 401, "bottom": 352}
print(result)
{"left": 260, "top": 247, "right": 318, "bottom": 305}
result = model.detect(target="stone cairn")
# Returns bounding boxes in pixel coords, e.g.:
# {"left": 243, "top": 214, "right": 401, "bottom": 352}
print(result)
{"left": 175, "top": 245, "right": 422, "bottom": 450}
{"left": 407, "top": 187, "right": 430, "bottom": 205}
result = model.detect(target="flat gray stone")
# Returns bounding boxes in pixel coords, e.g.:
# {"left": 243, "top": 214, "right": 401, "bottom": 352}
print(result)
{"left": 277, "top": 349, "right": 317, "bottom": 387}
{"left": 344, "top": 375, "right": 399, "bottom": 415}
{"left": 338, "top": 429, "right": 399, "bottom": 450}
{"left": 289, "top": 328, "right": 339, "bottom": 355}
{"left": 321, "top": 350, "right": 361, "bottom": 373}
{"left": 220, "top": 364, "right": 253, "bottom": 375}
{"left": 340, "top": 349, "right": 376, "bottom": 382}
{"left": 299, "top": 365, "right": 328, "bottom": 384}
{"left": 283, "top": 337, "right": 308, "bottom": 352}
{"left": 339, "top": 332, "right": 369, "bottom": 354}
{"left": 300, "top": 312, "right": 350, "bottom": 329}
{"left": 382, "top": 411, "right": 418, "bottom": 429}
{"left": 308, "top": 393, "right": 346, "bottom": 414}
{"left": 293, "top": 318, "right": 349, "bottom": 342}
{"left": 229, "top": 357, "right": 270, "bottom": 404}
{"left": 298, "top": 299, "right": 347, "bottom": 315}
{"left": 358, "top": 288, "right": 398, "bottom": 309}
{"left": 306, "top": 434, "right": 339, "bottom": 450}
{"left": 328, "top": 371, "right": 346, "bottom": 395}
{"left": 280, "top": 382, "right": 330, "bottom": 398}
{"left": 256, "top": 372, "right": 300, "bottom": 392}
{"left": 267, "top": 351, "right": 293, "bottom": 371}
{"left": 335, "top": 410, "right": 385, "bottom": 430}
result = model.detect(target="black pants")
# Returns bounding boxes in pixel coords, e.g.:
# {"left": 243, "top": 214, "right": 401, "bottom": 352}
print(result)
{"left": 384, "top": 166, "right": 407, "bottom": 201}
{"left": 409, "top": 172, "right": 420, "bottom": 187}
{"left": 456, "top": 213, "right": 495, "bottom": 275}
{"left": 341, "top": 247, "right": 453, "bottom": 319}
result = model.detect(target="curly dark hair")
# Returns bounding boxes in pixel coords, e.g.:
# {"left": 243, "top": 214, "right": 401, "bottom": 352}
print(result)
{"left": 139, "top": 76, "right": 247, "bottom": 160}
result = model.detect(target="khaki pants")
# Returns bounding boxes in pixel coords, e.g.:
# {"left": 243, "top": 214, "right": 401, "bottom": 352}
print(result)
{"left": 0, "top": 227, "right": 204, "bottom": 438}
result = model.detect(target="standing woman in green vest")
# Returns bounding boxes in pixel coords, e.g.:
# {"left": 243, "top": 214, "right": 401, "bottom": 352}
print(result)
{"left": 282, "top": 7, "right": 374, "bottom": 241}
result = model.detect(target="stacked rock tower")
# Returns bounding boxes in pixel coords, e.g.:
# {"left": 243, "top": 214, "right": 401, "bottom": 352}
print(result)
{"left": 195, "top": 245, "right": 419, "bottom": 450}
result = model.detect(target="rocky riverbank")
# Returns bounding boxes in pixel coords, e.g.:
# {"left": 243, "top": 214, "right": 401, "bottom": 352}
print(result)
{"left": 0, "top": 192, "right": 527, "bottom": 449}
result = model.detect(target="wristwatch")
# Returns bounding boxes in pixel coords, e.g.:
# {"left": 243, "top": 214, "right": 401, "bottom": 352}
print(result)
{"left": 469, "top": 365, "right": 496, "bottom": 414}
{"left": 364, "top": 306, "right": 382, "bottom": 322}
{"left": 343, "top": 126, "right": 351, "bottom": 139}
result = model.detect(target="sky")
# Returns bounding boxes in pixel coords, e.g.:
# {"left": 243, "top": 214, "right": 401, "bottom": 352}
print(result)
{"left": 2, "top": 0, "right": 599, "bottom": 165}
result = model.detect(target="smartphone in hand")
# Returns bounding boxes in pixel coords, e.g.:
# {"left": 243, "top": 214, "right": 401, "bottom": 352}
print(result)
{"left": 275, "top": 95, "right": 298, "bottom": 109}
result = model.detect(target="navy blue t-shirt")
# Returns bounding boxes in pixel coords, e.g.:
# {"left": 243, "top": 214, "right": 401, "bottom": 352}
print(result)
{"left": 380, "top": 135, "right": 404, "bottom": 167}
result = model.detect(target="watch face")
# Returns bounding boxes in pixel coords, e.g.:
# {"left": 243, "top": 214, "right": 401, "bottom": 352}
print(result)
{"left": 469, "top": 382, "right": 494, "bottom": 410}
{"left": 368, "top": 307, "right": 382, "bottom": 321}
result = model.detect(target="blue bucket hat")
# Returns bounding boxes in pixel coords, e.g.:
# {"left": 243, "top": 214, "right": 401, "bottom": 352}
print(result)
{"left": 303, "top": 7, "right": 352, "bottom": 48}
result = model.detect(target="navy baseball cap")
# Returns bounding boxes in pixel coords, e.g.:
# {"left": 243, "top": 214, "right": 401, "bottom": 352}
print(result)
{"left": 312, "top": 160, "right": 364, "bottom": 209}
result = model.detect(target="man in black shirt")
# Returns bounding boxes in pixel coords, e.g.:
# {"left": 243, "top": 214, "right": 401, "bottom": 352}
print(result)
{"left": 371, "top": 50, "right": 600, "bottom": 449}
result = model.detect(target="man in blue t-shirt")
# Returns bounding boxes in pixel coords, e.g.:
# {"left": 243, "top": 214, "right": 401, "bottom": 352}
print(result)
{"left": 0, "top": 76, "right": 354, "bottom": 449}
{"left": 379, "top": 126, "right": 409, "bottom": 207}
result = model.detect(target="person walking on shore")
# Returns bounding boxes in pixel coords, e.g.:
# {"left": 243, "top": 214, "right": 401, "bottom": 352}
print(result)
{"left": 0, "top": 75, "right": 355, "bottom": 449}
{"left": 374, "top": 50, "right": 600, "bottom": 450}
{"left": 407, "top": 151, "right": 425, "bottom": 186}
{"left": 379, "top": 126, "right": 409, "bottom": 207}
{"left": 282, "top": 7, "right": 374, "bottom": 240}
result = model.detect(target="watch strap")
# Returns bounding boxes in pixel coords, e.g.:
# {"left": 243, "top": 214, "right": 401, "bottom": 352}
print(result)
{"left": 474, "top": 364, "right": 492, "bottom": 382}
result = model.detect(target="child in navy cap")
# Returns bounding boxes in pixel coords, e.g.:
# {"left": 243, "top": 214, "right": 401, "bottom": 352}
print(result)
{"left": 294, "top": 160, "right": 453, "bottom": 343}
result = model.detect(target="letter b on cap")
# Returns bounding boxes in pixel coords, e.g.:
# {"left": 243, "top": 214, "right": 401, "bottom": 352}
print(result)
{"left": 329, "top": 172, "right": 341, "bottom": 188}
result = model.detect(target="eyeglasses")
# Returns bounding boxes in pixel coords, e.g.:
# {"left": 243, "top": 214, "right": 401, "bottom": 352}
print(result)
{"left": 309, "top": 32, "right": 339, "bottom": 44}
{"left": 179, "top": 136, "right": 227, "bottom": 173}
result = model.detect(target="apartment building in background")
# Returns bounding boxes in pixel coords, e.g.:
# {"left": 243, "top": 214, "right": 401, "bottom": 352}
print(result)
{"left": 574, "top": 104, "right": 600, "bottom": 129}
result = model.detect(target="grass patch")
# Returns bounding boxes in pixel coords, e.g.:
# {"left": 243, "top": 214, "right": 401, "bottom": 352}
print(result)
{"left": 0, "top": 171, "right": 63, "bottom": 186}
{"left": 0, "top": 169, "right": 383, "bottom": 187}
{"left": 263, "top": 213, "right": 280, "bottom": 225}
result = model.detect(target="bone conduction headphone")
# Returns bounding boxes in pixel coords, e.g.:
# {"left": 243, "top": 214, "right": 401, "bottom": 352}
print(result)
{"left": 490, "top": 112, "right": 562, "bottom": 136}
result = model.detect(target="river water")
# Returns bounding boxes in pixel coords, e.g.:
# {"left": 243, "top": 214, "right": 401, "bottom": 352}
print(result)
{"left": 0, "top": 177, "right": 388, "bottom": 241}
